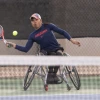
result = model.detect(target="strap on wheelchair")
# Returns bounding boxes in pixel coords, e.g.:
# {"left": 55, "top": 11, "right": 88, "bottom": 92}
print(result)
{"left": 40, "top": 47, "right": 64, "bottom": 55}
{"left": 55, "top": 47, "right": 64, "bottom": 52}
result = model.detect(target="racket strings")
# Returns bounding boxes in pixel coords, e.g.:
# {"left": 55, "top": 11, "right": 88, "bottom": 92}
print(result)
{"left": 0, "top": 26, "right": 3, "bottom": 36}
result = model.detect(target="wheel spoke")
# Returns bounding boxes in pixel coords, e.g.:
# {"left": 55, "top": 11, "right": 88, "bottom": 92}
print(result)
{"left": 63, "top": 53, "right": 81, "bottom": 90}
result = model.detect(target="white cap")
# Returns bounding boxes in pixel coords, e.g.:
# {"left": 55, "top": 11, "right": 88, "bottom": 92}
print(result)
{"left": 30, "top": 13, "right": 41, "bottom": 20}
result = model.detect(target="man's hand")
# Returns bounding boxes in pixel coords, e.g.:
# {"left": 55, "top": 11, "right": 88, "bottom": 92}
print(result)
{"left": 6, "top": 42, "right": 16, "bottom": 48}
{"left": 70, "top": 38, "right": 81, "bottom": 47}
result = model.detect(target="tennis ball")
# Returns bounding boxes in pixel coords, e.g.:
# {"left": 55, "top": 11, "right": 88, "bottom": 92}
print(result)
{"left": 12, "top": 31, "right": 18, "bottom": 36}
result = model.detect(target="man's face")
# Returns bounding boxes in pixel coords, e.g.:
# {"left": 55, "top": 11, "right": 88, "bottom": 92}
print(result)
{"left": 30, "top": 17, "right": 42, "bottom": 30}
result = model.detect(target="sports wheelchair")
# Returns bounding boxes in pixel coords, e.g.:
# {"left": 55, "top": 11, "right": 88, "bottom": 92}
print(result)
{"left": 23, "top": 51, "right": 81, "bottom": 91}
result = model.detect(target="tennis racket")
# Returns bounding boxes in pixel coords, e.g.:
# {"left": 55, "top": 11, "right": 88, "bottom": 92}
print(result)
{"left": 0, "top": 25, "right": 12, "bottom": 47}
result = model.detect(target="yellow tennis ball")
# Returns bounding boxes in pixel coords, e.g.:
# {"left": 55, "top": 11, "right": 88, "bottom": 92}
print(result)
{"left": 13, "top": 31, "right": 18, "bottom": 36}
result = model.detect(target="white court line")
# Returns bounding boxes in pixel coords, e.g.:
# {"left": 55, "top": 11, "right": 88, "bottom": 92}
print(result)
{"left": 0, "top": 93, "right": 100, "bottom": 97}
{"left": 0, "top": 88, "right": 100, "bottom": 97}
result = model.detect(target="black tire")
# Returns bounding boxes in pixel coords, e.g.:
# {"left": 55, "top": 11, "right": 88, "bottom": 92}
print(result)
{"left": 63, "top": 53, "right": 81, "bottom": 90}
{"left": 24, "top": 66, "right": 38, "bottom": 90}
{"left": 66, "top": 66, "right": 81, "bottom": 90}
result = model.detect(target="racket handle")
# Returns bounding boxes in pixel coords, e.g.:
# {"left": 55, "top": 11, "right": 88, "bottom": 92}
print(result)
{"left": 7, "top": 44, "right": 13, "bottom": 48}
{"left": 3, "top": 39, "right": 13, "bottom": 48}
{"left": 4, "top": 39, "right": 7, "bottom": 44}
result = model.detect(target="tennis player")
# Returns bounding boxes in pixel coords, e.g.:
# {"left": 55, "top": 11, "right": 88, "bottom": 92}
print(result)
{"left": 7, "top": 13, "right": 81, "bottom": 84}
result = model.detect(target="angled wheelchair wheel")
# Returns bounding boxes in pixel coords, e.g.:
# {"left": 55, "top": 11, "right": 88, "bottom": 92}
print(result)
{"left": 66, "top": 66, "right": 81, "bottom": 90}
{"left": 23, "top": 66, "right": 38, "bottom": 91}
{"left": 63, "top": 53, "right": 81, "bottom": 90}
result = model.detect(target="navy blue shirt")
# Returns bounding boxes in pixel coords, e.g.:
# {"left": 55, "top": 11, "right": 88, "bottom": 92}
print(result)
{"left": 15, "top": 23, "right": 71, "bottom": 52}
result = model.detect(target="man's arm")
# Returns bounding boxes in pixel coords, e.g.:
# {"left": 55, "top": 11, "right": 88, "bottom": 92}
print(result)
{"left": 49, "top": 23, "right": 71, "bottom": 40}
{"left": 49, "top": 23, "right": 81, "bottom": 46}
{"left": 15, "top": 39, "right": 34, "bottom": 52}
{"left": 6, "top": 35, "right": 34, "bottom": 52}
{"left": 70, "top": 38, "right": 81, "bottom": 46}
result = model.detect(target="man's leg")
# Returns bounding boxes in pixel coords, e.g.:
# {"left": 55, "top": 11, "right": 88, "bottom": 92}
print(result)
{"left": 47, "top": 52, "right": 56, "bottom": 83}
{"left": 54, "top": 51, "right": 62, "bottom": 73}
{"left": 48, "top": 67, "right": 54, "bottom": 73}
{"left": 47, "top": 51, "right": 62, "bottom": 83}
{"left": 48, "top": 52, "right": 56, "bottom": 73}
{"left": 53, "top": 51, "right": 62, "bottom": 82}
{"left": 47, "top": 67, "right": 54, "bottom": 84}
{"left": 40, "top": 50, "right": 54, "bottom": 83}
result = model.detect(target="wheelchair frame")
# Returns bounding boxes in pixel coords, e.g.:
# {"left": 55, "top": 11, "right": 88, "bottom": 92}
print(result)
{"left": 23, "top": 52, "right": 81, "bottom": 91}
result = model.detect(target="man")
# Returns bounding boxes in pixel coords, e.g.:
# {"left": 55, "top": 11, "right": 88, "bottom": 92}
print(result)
{"left": 7, "top": 13, "right": 81, "bottom": 84}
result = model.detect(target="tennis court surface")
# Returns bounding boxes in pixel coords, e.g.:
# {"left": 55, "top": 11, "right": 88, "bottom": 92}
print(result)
{"left": 0, "top": 56, "right": 100, "bottom": 100}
